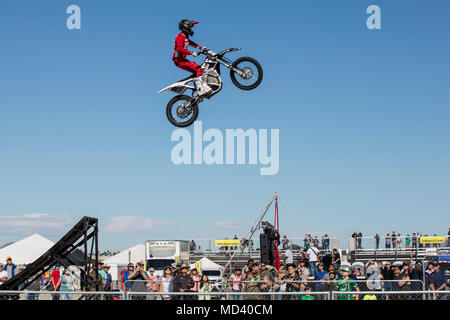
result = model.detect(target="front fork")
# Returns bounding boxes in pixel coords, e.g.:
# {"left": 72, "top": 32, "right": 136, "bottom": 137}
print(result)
{"left": 219, "top": 57, "right": 245, "bottom": 77}
{"left": 180, "top": 95, "right": 202, "bottom": 113}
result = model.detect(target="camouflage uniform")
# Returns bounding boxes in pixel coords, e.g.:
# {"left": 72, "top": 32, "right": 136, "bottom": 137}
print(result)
{"left": 86, "top": 269, "right": 104, "bottom": 299}
{"left": 244, "top": 272, "right": 262, "bottom": 300}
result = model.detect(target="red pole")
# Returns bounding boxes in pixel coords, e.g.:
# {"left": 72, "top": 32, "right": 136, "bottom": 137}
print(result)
{"left": 274, "top": 197, "right": 280, "bottom": 270}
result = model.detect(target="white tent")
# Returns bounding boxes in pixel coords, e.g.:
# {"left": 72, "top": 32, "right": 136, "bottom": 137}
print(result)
{"left": 103, "top": 244, "right": 146, "bottom": 281}
{"left": 0, "top": 234, "right": 55, "bottom": 265}
{"left": 103, "top": 244, "right": 146, "bottom": 265}
{"left": 190, "top": 257, "right": 224, "bottom": 271}
{"left": 190, "top": 257, "right": 224, "bottom": 282}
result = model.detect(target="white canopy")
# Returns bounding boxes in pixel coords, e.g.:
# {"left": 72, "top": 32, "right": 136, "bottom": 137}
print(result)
{"left": 0, "top": 234, "right": 55, "bottom": 265}
{"left": 103, "top": 244, "right": 146, "bottom": 266}
{"left": 190, "top": 257, "right": 224, "bottom": 271}
{"left": 103, "top": 244, "right": 146, "bottom": 282}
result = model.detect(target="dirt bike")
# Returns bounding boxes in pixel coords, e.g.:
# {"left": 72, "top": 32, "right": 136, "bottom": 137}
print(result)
{"left": 158, "top": 47, "right": 263, "bottom": 127}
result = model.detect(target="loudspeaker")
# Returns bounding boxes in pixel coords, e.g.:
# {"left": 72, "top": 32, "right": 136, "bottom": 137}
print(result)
{"left": 260, "top": 233, "right": 274, "bottom": 266}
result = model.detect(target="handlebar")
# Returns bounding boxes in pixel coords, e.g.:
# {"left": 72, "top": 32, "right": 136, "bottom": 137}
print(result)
{"left": 199, "top": 47, "right": 241, "bottom": 57}
{"left": 200, "top": 47, "right": 214, "bottom": 56}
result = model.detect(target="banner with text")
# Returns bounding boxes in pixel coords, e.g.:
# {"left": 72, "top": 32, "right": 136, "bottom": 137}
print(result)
{"left": 215, "top": 239, "right": 240, "bottom": 247}
{"left": 420, "top": 236, "right": 446, "bottom": 244}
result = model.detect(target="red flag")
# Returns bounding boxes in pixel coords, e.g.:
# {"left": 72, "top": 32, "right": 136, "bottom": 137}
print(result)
{"left": 274, "top": 245, "right": 280, "bottom": 270}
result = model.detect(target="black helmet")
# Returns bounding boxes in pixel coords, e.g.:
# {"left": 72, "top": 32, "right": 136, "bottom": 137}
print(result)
{"left": 179, "top": 19, "right": 198, "bottom": 36}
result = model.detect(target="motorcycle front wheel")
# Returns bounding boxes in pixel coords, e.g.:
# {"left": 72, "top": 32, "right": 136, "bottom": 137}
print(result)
{"left": 230, "top": 57, "right": 263, "bottom": 90}
{"left": 166, "top": 95, "right": 199, "bottom": 128}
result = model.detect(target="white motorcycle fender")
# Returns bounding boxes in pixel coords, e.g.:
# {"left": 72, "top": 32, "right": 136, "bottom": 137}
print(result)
{"left": 157, "top": 78, "right": 196, "bottom": 94}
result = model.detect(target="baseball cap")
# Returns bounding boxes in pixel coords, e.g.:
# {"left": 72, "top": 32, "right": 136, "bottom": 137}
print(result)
{"left": 6, "top": 256, "right": 12, "bottom": 261}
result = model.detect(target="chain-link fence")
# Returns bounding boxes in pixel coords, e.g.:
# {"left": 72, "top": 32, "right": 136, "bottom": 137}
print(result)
{"left": 0, "top": 290, "right": 125, "bottom": 301}
{"left": 116, "top": 278, "right": 436, "bottom": 301}
{"left": 0, "top": 270, "right": 443, "bottom": 301}
{"left": 230, "top": 279, "right": 428, "bottom": 301}
{"left": 0, "top": 288, "right": 447, "bottom": 300}
{"left": 125, "top": 291, "right": 330, "bottom": 300}
{"left": 330, "top": 290, "right": 449, "bottom": 300}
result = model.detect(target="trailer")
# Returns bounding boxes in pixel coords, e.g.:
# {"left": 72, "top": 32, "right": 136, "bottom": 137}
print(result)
{"left": 145, "top": 240, "right": 190, "bottom": 277}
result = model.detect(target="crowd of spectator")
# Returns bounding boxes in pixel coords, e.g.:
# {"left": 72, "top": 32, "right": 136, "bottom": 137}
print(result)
{"left": 0, "top": 228, "right": 448, "bottom": 300}
{"left": 0, "top": 258, "right": 114, "bottom": 300}
{"left": 223, "top": 249, "right": 449, "bottom": 300}
{"left": 0, "top": 251, "right": 449, "bottom": 300}
{"left": 124, "top": 262, "right": 224, "bottom": 300}
{"left": 116, "top": 240, "right": 450, "bottom": 301}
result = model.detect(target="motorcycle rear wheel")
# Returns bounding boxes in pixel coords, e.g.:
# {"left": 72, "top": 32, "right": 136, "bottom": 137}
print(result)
{"left": 230, "top": 57, "right": 263, "bottom": 90}
{"left": 166, "top": 95, "right": 199, "bottom": 128}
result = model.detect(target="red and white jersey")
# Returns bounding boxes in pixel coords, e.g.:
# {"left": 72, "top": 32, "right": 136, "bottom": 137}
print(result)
{"left": 172, "top": 32, "right": 201, "bottom": 61}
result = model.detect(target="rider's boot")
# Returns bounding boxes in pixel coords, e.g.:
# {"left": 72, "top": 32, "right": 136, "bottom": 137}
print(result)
{"left": 195, "top": 77, "right": 212, "bottom": 96}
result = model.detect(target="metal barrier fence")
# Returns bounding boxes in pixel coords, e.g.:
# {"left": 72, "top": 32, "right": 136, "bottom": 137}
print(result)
{"left": 0, "top": 289, "right": 447, "bottom": 300}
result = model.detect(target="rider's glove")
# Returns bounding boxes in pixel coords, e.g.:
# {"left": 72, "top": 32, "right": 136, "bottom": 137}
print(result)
{"left": 192, "top": 51, "right": 199, "bottom": 57}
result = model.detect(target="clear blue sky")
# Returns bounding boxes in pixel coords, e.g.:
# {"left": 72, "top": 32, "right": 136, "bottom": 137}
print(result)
{"left": 0, "top": 0, "right": 449, "bottom": 252}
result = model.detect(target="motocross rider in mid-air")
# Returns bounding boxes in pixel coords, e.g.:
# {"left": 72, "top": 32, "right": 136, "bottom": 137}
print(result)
{"left": 172, "top": 19, "right": 212, "bottom": 96}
